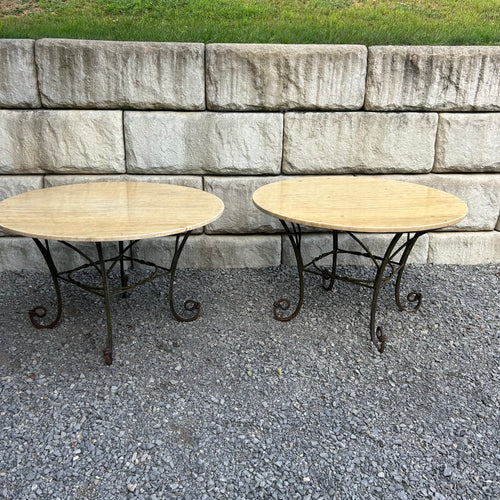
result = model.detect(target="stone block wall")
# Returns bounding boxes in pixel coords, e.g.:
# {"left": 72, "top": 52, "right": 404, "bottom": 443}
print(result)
{"left": 0, "top": 39, "right": 499, "bottom": 270}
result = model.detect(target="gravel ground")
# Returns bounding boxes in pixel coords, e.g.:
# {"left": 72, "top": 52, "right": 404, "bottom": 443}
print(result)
{"left": 0, "top": 264, "right": 498, "bottom": 500}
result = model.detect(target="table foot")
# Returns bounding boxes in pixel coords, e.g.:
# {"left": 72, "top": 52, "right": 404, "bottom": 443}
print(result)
{"left": 30, "top": 239, "right": 63, "bottom": 329}
{"left": 274, "top": 220, "right": 304, "bottom": 322}
{"left": 103, "top": 347, "right": 113, "bottom": 365}
{"left": 372, "top": 326, "right": 388, "bottom": 353}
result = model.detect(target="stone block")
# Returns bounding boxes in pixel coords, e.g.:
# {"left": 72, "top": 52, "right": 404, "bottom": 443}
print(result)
{"left": 384, "top": 174, "right": 500, "bottom": 231}
{"left": 434, "top": 114, "right": 500, "bottom": 173}
{"left": 428, "top": 232, "right": 500, "bottom": 264}
{"left": 366, "top": 46, "right": 500, "bottom": 111}
{"left": 0, "top": 237, "right": 125, "bottom": 272}
{"left": 133, "top": 235, "right": 281, "bottom": 269}
{"left": 44, "top": 174, "right": 202, "bottom": 189}
{"left": 204, "top": 176, "right": 283, "bottom": 233}
{"left": 282, "top": 233, "right": 429, "bottom": 266}
{"left": 36, "top": 39, "right": 205, "bottom": 109}
{"left": 0, "top": 175, "right": 44, "bottom": 202}
{"left": 0, "top": 176, "right": 44, "bottom": 236}
{"left": 206, "top": 43, "right": 367, "bottom": 111}
{"left": 0, "top": 110, "right": 124, "bottom": 174}
{"left": 125, "top": 112, "right": 282, "bottom": 175}
{"left": 0, "top": 39, "right": 40, "bottom": 108}
{"left": 283, "top": 112, "right": 438, "bottom": 174}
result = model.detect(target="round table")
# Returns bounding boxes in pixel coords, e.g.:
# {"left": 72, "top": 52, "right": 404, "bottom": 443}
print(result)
{"left": 0, "top": 182, "right": 224, "bottom": 364}
{"left": 253, "top": 177, "right": 468, "bottom": 352}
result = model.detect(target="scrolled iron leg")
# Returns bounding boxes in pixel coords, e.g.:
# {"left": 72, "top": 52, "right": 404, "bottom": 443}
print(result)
{"left": 96, "top": 242, "right": 113, "bottom": 365}
{"left": 274, "top": 220, "right": 304, "bottom": 322}
{"left": 168, "top": 232, "right": 201, "bottom": 322}
{"left": 370, "top": 234, "right": 403, "bottom": 353}
{"left": 29, "top": 239, "right": 63, "bottom": 329}
{"left": 395, "top": 232, "right": 426, "bottom": 312}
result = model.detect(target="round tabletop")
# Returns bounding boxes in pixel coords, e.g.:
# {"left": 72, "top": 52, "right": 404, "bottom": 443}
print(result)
{"left": 253, "top": 177, "right": 467, "bottom": 233}
{"left": 0, "top": 182, "right": 224, "bottom": 242}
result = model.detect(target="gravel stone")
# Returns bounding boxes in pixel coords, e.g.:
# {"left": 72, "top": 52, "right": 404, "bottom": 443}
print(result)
{"left": 0, "top": 264, "right": 498, "bottom": 499}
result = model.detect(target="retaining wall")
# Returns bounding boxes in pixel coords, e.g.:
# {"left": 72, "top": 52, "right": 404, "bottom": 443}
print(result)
{"left": 0, "top": 39, "right": 499, "bottom": 270}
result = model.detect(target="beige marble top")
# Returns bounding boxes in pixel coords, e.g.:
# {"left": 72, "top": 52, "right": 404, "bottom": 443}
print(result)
{"left": 253, "top": 177, "right": 467, "bottom": 233}
{"left": 0, "top": 182, "right": 224, "bottom": 242}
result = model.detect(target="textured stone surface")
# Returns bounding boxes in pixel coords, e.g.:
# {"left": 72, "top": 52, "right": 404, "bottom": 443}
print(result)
{"left": 0, "top": 176, "right": 44, "bottom": 236}
{"left": 44, "top": 174, "right": 202, "bottom": 189}
{"left": 283, "top": 112, "right": 438, "bottom": 174}
{"left": 0, "top": 175, "right": 44, "bottom": 202}
{"left": 282, "top": 233, "right": 429, "bottom": 266}
{"left": 204, "top": 176, "right": 283, "bottom": 234}
{"left": 206, "top": 43, "right": 367, "bottom": 111}
{"left": 0, "top": 39, "right": 40, "bottom": 108}
{"left": 428, "top": 232, "right": 500, "bottom": 264}
{"left": 36, "top": 39, "right": 205, "bottom": 109}
{"left": 133, "top": 235, "right": 281, "bottom": 269}
{"left": 0, "top": 110, "right": 124, "bottom": 174}
{"left": 125, "top": 112, "right": 283, "bottom": 175}
{"left": 0, "top": 237, "right": 121, "bottom": 272}
{"left": 434, "top": 114, "right": 500, "bottom": 173}
{"left": 366, "top": 46, "right": 500, "bottom": 111}
{"left": 384, "top": 174, "right": 500, "bottom": 231}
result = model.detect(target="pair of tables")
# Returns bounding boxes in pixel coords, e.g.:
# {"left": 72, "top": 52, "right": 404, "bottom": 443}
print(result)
{"left": 0, "top": 178, "right": 467, "bottom": 363}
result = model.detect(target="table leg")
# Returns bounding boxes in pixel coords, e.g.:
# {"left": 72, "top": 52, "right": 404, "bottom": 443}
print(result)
{"left": 274, "top": 220, "right": 305, "bottom": 321}
{"left": 369, "top": 233, "right": 403, "bottom": 353}
{"left": 168, "top": 232, "right": 200, "bottom": 322}
{"left": 118, "top": 241, "right": 129, "bottom": 298}
{"left": 96, "top": 242, "right": 113, "bottom": 365}
{"left": 29, "top": 238, "right": 63, "bottom": 329}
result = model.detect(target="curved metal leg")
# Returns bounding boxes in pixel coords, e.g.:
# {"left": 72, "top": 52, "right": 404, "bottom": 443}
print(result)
{"left": 395, "top": 232, "right": 425, "bottom": 312}
{"left": 29, "top": 239, "right": 63, "bottom": 329}
{"left": 96, "top": 242, "right": 113, "bottom": 365}
{"left": 169, "top": 232, "right": 200, "bottom": 322}
{"left": 274, "top": 220, "right": 304, "bottom": 321}
{"left": 370, "top": 233, "right": 403, "bottom": 353}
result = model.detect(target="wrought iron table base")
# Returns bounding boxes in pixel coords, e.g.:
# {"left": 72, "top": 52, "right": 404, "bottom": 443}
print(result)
{"left": 30, "top": 232, "right": 199, "bottom": 365}
{"left": 275, "top": 220, "right": 427, "bottom": 353}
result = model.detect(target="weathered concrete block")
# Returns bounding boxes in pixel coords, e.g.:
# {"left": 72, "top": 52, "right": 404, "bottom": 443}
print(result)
{"left": 384, "top": 174, "right": 500, "bottom": 231}
{"left": 434, "top": 114, "right": 500, "bottom": 173}
{"left": 133, "top": 235, "right": 281, "bottom": 269}
{"left": 0, "top": 175, "right": 44, "bottom": 202}
{"left": 125, "top": 112, "right": 283, "bottom": 175}
{"left": 283, "top": 112, "right": 438, "bottom": 174}
{"left": 428, "top": 232, "right": 500, "bottom": 264}
{"left": 0, "top": 237, "right": 124, "bottom": 272}
{"left": 206, "top": 44, "right": 367, "bottom": 111}
{"left": 366, "top": 46, "right": 500, "bottom": 111}
{"left": 44, "top": 174, "right": 202, "bottom": 189}
{"left": 282, "top": 233, "right": 429, "bottom": 266}
{"left": 0, "top": 39, "right": 40, "bottom": 108}
{"left": 0, "top": 176, "right": 44, "bottom": 236}
{"left": 204, "top": 176, "right": 283, "bottom": 234}
{"left": 36, "top": 39, "right": 205, "bottom": 109}
{"left": 0, "top": 110, "right": 124, "bottom": 174}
